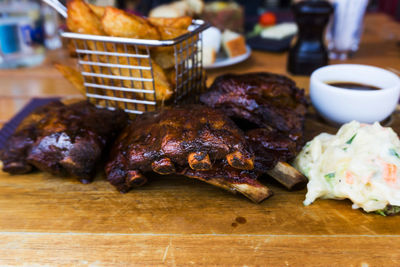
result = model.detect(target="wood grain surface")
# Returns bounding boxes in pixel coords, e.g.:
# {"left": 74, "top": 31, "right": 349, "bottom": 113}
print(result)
{"left": 0, "top": 111, "right": 400, "bottom": 266}
{"left": 0, "top": 13, "right": 400, "bottom": 266}
{"left": 1, "top": 234, "right": 400, "bottom": 266}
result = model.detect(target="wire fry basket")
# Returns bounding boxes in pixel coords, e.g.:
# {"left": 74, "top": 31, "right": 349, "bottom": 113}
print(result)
{"left": 43, "top": 0, "right": 209, "bottom": 115}
{"left": 61, "top": 21, "right": 209, "bottom": 115}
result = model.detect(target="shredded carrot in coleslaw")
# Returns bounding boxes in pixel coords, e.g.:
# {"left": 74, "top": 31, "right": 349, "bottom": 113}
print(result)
{"left": 383, "top": 163, "right": 397, "bottom": 185}
{"left": 346, "top": 171, "right": 355, "bottom": 184}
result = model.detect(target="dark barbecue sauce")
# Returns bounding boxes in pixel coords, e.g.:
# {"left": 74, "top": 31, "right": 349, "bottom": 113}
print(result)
{"left": 326, "top": 81, "right": 381, "bottom": 91}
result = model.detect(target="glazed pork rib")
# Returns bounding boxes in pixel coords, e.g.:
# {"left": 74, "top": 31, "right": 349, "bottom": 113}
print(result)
{"left": 0, "top": 100, "right": 127, "bottom": 183}
{"left": 105, "top": 105, "right": 272, "bottom": 202}
{"left": 200, "top": 72, "right": 308, "bottom": 138}
{"left": 0, "top": 101, "right": 63, "bottom": 175}
{"left": 245, "top": 127, "right": 307, "bottom": 189}
{"left": 201, "top": 72, "right": 308, "bottom": 189}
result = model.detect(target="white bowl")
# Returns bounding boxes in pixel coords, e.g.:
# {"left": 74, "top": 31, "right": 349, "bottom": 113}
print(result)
{"left": 310, "top": 64, "right": 400, "bottom": 125}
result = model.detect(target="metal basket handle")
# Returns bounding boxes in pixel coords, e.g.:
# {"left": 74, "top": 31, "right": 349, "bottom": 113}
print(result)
{"left": 42, "top": 0, "right": 67, "bottom": 18}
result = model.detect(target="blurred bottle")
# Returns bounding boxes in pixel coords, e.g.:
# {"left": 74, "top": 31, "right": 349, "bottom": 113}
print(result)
{"left": 0, "top": 0, "right": 45, "bottom": 69}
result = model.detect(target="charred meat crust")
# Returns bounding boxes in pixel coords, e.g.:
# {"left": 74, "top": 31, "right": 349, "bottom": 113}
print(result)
{"left": 200, "top": 72, "right": 308, "bottom": 189}
{"left": 200, "top": 72, "right": 308, "bottom": 134}
{"left": 105, "top": 105, "right": 272, "bottom": 202}
{"left": 0, "top": 100, "right": 128, "bottom": 183}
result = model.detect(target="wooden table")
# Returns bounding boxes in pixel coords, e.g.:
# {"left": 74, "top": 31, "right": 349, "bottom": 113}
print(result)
{"left": 0, "top": 14, "right": 400, "bottom": 266}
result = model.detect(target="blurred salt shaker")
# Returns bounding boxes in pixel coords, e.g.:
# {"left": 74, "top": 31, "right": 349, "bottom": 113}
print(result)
{"left": 326, "top": 0, "right": 369, "bottom": 60}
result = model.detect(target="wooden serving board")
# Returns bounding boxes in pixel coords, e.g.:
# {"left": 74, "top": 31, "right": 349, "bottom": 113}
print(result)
{"left": 1, "top": 110, "right": 400, "bottom": 266}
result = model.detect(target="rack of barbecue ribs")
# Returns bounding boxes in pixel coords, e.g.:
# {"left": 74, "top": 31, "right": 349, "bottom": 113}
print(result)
{"left": 0, "top": 72, "right": 306, "bottom": 203}
{"left": 0, "top": 100, "right": 128, "bottom": 183}
{"left": 200, "top": 72, "right": 308, "bottom": 189}
{"left": 105, "top": 105, "right": 273, "bottom": 203}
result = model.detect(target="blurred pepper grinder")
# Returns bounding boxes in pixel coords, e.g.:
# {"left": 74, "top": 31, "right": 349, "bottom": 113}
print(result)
{"left": 288, "top": 0, "right": 333, "bottom": 75}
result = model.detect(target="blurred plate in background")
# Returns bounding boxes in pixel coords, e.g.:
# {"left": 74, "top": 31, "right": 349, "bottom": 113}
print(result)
{"left": 247, "top": 34, "right": 294, "bottom": 52}
{"left": 205, "top": 45, "right": 251, "bottom": 69}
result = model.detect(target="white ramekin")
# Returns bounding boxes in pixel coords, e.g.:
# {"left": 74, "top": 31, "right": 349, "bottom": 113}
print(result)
{"left": 310, "top": 64, "right": 400, "bottom": 125}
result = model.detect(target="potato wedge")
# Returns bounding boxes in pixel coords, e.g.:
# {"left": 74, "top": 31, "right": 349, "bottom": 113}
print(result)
{"left": 148, "top": 16, "right": 192, "bottom": 29}
{"left": 79, "top": 47, "right": 173, "bottom": 102}
{"left": 66, "top": 40, "right": 77, "bottom": 57}
{"left": 101, "top": 7, "right": 160, "bottom": 40}
{"left": 152, "top": 50, "right": 176, "bottom": 69}
{"left": 80, "top": 54, "right": 128, "bottom": 109}
{"left": 55, "top": 64, "right": 85, "bottom": 94}
{"left": 88, "top": 3, "right": 105, "bottom": 18}
{"left": 157, "top": 26, "right": 189, "bottom": 40}
{"left": 64, "top": 2, "right": 175, "bottom": 108}
{"left": 66, "top": 0, "right": 106, "bottom": 54}
{"left": 107, "top": 52, "right": 173, "bottom": 102}
{"left": 165, "top": 68, "right": 177, "bottom": 89}
{"left": 155, "top": 25, "right": 190, "bottom": 54}
{"left": 81, "top": 54, "right": 112, "bottom": 86}
{"left": 66, "top": 0, "right": 104, "bottom": 35}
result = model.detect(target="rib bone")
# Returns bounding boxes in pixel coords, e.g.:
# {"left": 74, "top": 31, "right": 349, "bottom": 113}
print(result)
{"left": 226, "top": 151, "right": 254, "bottom": 170}
{"left": 180, "top": 163, "right": 273, "bottom": 203}
{"left": 266, "top": 161, "right": 307, "bottom": 190}
{"left": 188, "top": 152, "right": 212, "bottom": 170}
{"left": 152, "top": 158, "right": 176, "bottom": 175}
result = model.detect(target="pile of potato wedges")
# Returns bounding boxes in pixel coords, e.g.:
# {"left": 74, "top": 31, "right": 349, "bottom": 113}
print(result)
{"left": 58, "top": 0, "right": 202, "bottom": 112}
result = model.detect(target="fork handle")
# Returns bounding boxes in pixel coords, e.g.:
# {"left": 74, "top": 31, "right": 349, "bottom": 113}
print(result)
{"left": 42, "top": 0, "right": 67, "bottom": 18}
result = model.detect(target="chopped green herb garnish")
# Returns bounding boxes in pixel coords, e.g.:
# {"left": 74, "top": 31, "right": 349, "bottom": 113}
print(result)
{"left": 324, "top": 172, "right": 336, "bottom": 185}
{"left": 247, "top": 24, "right": 264, "bottom": 38}
{"left": 375, "top": 205, "right": 400, "bottom": 216}
{"left": 389, "top": 148, "right": 400, "bottom": 159}
{"left": 324, "top": 172, "right": 335, "bottom": 179}
{"left": 304, "top": 167, "right": 311, "bottom": 177}
{"left": 343, "top": 147, "right": 348, "bottom": 151}
{"left": 346, "top": 133, "right": 357, "bottom": 144}
{"left": 375, "top": 210, "right": 387, "bottom": 216}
